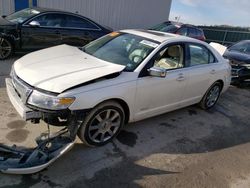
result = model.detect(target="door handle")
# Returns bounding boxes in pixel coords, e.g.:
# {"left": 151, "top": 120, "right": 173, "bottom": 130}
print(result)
{"left": 210, "top": 69, "right": 216, "bottom": 74}
{"left": 176, "top": 73, "right": 185, "bottom": 81}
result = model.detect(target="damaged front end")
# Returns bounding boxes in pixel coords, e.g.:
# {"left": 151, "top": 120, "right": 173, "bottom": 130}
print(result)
{"left": 0, "top": 128, "right": 74, "bottom": 174}
{"left": 0, "top": 77, "right": 83, "bottom": 174}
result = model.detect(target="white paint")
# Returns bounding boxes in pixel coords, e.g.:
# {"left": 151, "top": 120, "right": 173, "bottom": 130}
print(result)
{"left": 14, "top": 44, "right": 125, "bottom": 93}
{"left": 209, "top": 42, "right": 227, "bottom": 56}
{"left": 10, "top": 29, "right": 231, "bottom": 124}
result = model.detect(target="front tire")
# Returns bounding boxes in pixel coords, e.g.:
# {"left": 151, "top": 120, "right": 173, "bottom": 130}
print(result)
{"left": 0, "top": 37, "right": 13, "bottom": 60}
{"left": 77, "top": 101, "right": 125, "bottom": 146}
{"left": 199, "top": 82, "right": 222, "bottom": 110}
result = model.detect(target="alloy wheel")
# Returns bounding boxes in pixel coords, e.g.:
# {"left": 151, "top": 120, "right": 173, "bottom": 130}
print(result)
{"left": 88, "top": 109, "right": 121, "bottom": 143}
{"left": 0, "top": 38, "right": 12, "bottom": 59}
{"left": 206, "top": 85, "right": 220, "bottom": 108}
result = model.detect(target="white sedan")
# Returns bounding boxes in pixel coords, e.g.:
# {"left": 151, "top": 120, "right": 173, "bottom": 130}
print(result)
{"left": 6, "top": 29, "right": 231, "bottom": 146}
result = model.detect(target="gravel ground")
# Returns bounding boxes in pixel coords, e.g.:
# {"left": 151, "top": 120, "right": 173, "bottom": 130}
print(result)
{"left": 0, "top": 56, "right": 250, "bottom": 188}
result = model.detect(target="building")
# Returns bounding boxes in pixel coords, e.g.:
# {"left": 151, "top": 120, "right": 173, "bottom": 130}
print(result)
{"left": 0, "top": 0, "right": 172, "bottom": 30}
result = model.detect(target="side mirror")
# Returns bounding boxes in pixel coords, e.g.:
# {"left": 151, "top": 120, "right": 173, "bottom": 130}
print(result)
{"left": 29, "top": 21, "right": 40, "bottom": 27}
{"left": 148, "top": 67, "right": 166, "bottom": 78}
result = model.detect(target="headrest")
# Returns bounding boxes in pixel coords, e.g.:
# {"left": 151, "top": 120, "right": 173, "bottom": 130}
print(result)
{"left": 167, "top": 46, "right": 180, "bottom": 57}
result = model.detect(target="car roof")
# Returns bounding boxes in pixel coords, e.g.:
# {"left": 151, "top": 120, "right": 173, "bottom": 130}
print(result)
{"left": 121, "top": 29, "right": 201, "bottom": 43}
{"left": 121, "top": 29, "right": 177, "bottom": 42}
{"left": 31, "top": 7, "right": 76, "bottom": 14}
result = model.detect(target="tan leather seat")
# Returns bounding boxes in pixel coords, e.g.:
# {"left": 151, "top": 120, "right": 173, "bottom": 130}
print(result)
{"left": 155, "top": 45, "right": 183, "bottom": 69}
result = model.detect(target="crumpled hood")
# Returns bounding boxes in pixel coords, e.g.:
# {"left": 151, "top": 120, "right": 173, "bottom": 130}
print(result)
{"left": 14, "top": 45, "right": 125, "bottom": 93}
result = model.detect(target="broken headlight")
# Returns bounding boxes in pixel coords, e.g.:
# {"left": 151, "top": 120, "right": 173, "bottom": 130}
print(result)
{"left": 27, "top": 90, "right": 75, "bottom": 110}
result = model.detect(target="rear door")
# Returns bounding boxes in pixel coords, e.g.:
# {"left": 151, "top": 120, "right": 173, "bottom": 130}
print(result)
{"left": 21, "top": 13, "right": 64, "bottom": 50}
{"left": 60, "top": 14, "right": 103, "bottom": 47}
{"left": 180, "top": 43, "right": 218, "bottom": 106}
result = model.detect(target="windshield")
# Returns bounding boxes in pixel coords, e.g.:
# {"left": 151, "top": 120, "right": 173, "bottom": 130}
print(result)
{"left": 150, "top": 23, "right": 179, "bottom": 33}
{"left": 229, "top": 41, "right": 250, "bottom": 54}
{"left": 83, "top": 32, "right": 159, "bottom": 71}
{"left": 5, "top": 8, "right": 40, "bottom": 24}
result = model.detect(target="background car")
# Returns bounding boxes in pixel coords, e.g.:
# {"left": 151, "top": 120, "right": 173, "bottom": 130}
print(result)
{"left": 223, "top": 40, "right": 250, "bottom": 84}
{"left": 150, "top": 21, "right": 206, "bottom": 41}
{"left": 0, "top": 7, "right": 112, "bottom": 59}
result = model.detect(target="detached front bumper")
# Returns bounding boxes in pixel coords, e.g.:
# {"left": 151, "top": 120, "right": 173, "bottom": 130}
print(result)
{"left": 2, "top": 79, "right": 77, "bottom": 174}
{"left": 5, "top": 78, "right": 42, "bottom": 121}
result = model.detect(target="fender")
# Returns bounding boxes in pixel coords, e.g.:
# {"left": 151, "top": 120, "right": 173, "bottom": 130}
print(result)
{"left": 0, "top": 31, "right": 21, "bottom": 49}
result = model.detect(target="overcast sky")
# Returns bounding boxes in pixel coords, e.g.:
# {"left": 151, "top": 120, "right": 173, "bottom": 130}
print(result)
{"left": 169, "top": 0, "right": 250, "bottom": 27}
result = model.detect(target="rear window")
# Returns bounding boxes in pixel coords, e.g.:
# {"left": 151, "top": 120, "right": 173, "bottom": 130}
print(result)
{"left": 189, "top": 28, "right": 198, "bottom": 38}
{"left": 64, "top": 15, "right": 99, "bottom": 29}
{"left": 150, "top": 23, "right": 179, "bottom": 33}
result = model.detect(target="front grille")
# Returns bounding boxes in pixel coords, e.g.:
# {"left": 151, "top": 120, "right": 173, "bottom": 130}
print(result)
{"left": 11, "top": 73, "right": 32, "bottom": 103}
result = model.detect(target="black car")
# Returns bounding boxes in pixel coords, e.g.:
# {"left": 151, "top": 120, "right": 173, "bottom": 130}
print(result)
{"left": 150, "top": 21, "right": 206, "bottom": 41}
{"left": 0, "top": 7, "right": 112, "bottom": 59}
{"left": 223, "top": 40, "right": 250, "bottom": 84}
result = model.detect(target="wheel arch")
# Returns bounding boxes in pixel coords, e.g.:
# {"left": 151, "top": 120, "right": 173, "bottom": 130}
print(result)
{"left": 215, "top": 79, "right": 224, "bottom": 91}
{"left": 94, "top": 98, "right": 130, "bottom": 124}
{"left": 0, "top": 34, "right": 17, "bottom": 50}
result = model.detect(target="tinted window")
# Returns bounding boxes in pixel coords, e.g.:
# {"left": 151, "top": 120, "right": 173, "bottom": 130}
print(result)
{"left": 154, "top": 44, "right": 184, "bottom": 70}
{"left": 150, "top": 23, "right": 178, "bottom": 33}
{"left": 189, "top": 44, "right": 215, "bottom": 66}
{"left": 176, "top": 27, "right": 188, "bottom": 36}
{"left": 196, "top": 29, "right": 203, "bottom": 37}
{"left": 64, "top": 15, "right": 99, "bottom": 29}
{"left": 160, "top": 25, "right": 179, "bottom": 33}
{"left": 6, "top": 8, "right": 40, "bottom": 23}
{"left": 31, "top": 13, "right": 65, "bottom": 27}
{"left": 189, "top": 28, "right": 198, "bottom": 38}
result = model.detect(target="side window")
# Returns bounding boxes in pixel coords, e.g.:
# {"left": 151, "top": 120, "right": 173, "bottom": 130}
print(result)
{"left": 189, "top": 44, "right": 216, "bottom": 66}
{"left": 189, "top": 28, "right": 197, "bottom": 38}
{"left": 153, "top": 44, "right": 184, "bottom": 70}
{"left": 196, "top": 29, "right": 202, "bottom": 37}
{"left": 64, "top": 15, "right": 99, "bottom": 29}
{"left": 30, "top": 13, "right": 65, "bottom": 28}
{"left": 176, "top": 27, "right": 188, "bottom": 36}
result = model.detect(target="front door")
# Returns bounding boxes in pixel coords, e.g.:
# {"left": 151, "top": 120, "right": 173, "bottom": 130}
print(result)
{"left": 60, "top": 14, "right": 100, "bottom": 47}
{"left": 134, "top": 44, "right": 188, "bottom": 121}
{"left": 21, "top": 13, "right": 64, "bottom": 50}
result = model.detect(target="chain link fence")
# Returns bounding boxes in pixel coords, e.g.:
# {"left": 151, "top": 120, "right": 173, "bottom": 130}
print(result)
{"left": 199, "top": 26, "right": 250, "bottom": 46}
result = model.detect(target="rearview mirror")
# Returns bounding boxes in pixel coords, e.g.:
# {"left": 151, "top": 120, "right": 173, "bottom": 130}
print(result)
{"left": 29, "top": 21, "right": 40, "bottom": 27}
{"left": 148, "top": 67, "right": 166, "bottom": 78}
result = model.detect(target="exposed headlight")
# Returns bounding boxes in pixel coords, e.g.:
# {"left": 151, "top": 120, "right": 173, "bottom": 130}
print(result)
{"left": 27, "top": 90, "right": 75, "bottom": 110}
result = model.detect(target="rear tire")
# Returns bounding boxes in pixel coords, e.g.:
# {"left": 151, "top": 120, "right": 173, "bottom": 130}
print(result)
{"left": 199, "top": 82, "right": 222, "bottom": 110}
{"left": 77, "top": 101, "right": 125, "bottom": 147}
{"left": 0, "top": 37, "right": 13, "bottom": 60}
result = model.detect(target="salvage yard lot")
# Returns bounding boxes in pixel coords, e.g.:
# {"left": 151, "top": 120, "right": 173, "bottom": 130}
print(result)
{"left": 0, "top": 56, "right": 250, "bottom": 188}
